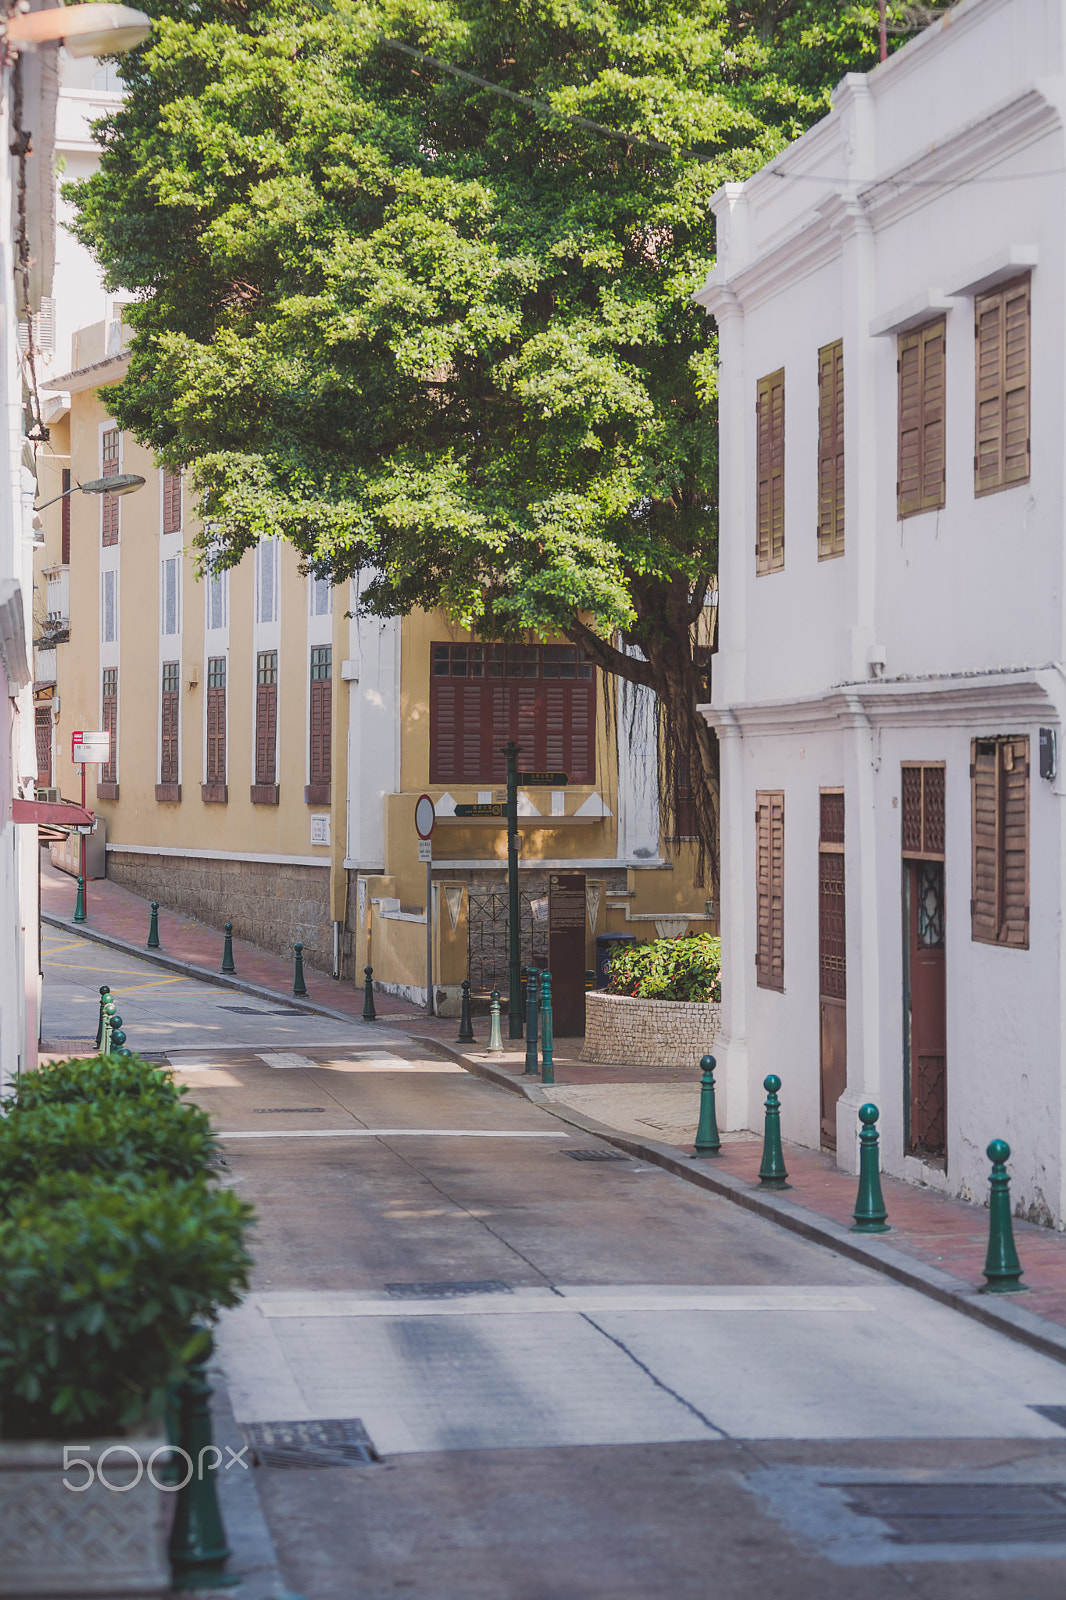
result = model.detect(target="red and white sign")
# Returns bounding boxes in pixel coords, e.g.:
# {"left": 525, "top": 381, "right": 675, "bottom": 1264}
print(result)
{"left": 72, "top": 730, "right": 111, "bottom": 765}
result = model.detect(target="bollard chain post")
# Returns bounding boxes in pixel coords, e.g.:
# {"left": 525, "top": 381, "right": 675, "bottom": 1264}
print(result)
{"left": 757, "top": 1074, "right": 790, "bottom": 1188}
{"left": 693, "top": 1055, "right": 722, "bottom": 1157}
{"left": 457, "top": 979, "right": 475, "bottom": 1043}
{"left": 362, "top": 965, "right": 376, "bottom": 1021}
{"left": 486, "top": 989, "right": 504, "bottom": 1055}
{"left": 73, "top": 875, "right": 86, "bottom": 924}
{"left": 94, "top": 985, "right": 111, "bottom": 1050}
{"left": 540, "top": 970, "right": 554, "bottom": 1085}
{"left": 292, "top": 942, "right": 308, "bottom": 997}
{"left": 101, "top": 999, "right": 117, "bottom": 1056}
{"left": 168, "top": 1332, "right": 238, "bottom": 1591}
{"left": 523, "top": 967, "right": 540, "bottom": 1075}
{"left": 147, "top": 901, "right": 160, "bottom": 950}
{"left": 981, "top": 1139, "right": 1026, "bottom": 1293}
{"left": 220, "top": 923, "right": 236, "bottom": 975}
{"left": 108, "top": 1013, "right": 129, "bottom": 1057}
{"left": 851, "top": 1104, "right": 890, "bottom": 1232}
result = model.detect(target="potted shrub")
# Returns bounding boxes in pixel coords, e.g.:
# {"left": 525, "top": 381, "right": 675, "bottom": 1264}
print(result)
{"left": 0, "top": 1057, "right": 253, "bottom": 1598}
{"left": 583, "top": 934, "right": 722, "bottom": 1067}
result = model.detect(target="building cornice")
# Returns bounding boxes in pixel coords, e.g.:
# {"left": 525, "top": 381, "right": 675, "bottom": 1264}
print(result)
{"left": 42, "top": 351, "right": 130, "bottom": 394}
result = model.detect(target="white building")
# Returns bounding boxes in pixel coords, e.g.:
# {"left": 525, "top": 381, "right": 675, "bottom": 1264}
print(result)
{"left": 696, "top": 0, "right": 1066, "bottom": 1225}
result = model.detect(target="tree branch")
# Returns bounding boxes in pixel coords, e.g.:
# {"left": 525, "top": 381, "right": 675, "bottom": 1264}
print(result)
{"left": 565, "top": 617, "right": 656, "bottom": 690}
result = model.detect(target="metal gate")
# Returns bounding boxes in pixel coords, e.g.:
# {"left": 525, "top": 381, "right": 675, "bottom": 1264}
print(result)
{"left": 467, "top": 887, "right": 549, "bottom": 993}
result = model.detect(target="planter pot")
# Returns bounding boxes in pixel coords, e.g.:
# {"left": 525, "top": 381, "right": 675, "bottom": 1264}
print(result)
{"left": 582, "top": 989, "right": 721, "bottom": 1069}
{"left": 0, "top": 1435, "right": 170, "bottom": 1598}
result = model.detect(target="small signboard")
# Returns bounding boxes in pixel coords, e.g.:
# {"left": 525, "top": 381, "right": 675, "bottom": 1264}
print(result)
{"left": 417, "top": 838, "right": 433, "bottom": 863}
{"left": 310, "top": 814, "right": 330, "bottom": 846}
{"left": 549, "top": 872, "right": 586, "bottom": 1036}
{"left": 71, "top": 730, "right": 110, "bottom": 765}
{"left": 517, "top": 771, "right": 568, "bottom": 786}
{"left": 454, "top": 803, "right": 505, "bottom": 817}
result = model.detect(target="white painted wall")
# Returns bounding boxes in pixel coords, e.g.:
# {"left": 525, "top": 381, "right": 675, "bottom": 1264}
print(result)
{"left": 697, "top": 0, "right": 1066, "bottom": 1223}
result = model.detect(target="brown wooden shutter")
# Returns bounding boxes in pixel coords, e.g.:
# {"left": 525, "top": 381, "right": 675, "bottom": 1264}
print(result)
{"left": 975, "top": 276, "right": 1030, "bottom": 497}
{"left": 101, "top": 429, "right": 119, "bottom": 546}
{"left": 898, "top": 319, "right": 946, "bottom": 518}
{"left": 162, "top": 470, "right": 182, "bottom": 534}
{"left": 309, "top": 677, "right": 332, "bottom": 785}
{"left": 101, "top": 671, "right": 118, "bottom": 783}
{"left": 897, "top": 332, "right": 922, "bottom": 516}
{"left": 817, "top": 340, "right": 844, "bottom": 559}
{"left": 566, "top": 681, "right": 595, "bottom": 784}
{"left": 61, "top": 469, "right": 71, "bottom": 565}
{"left": 255, "top": 683, "right": 277, "bottom": 785}
{"left": 971, "top": 736, "right": 1029, "bottom": 948}
{"left": 160, "top": 666, "right": 179, "bottom": 784}
{"left": 35, "top": 706, "right": 52, "bottom": 785}
{"left": 756, "top": 790, "right": 785, "bottom": 990}
{"left": 756, "top": 369, "right": 785, "bottom": 575}
{"left": 430, "top": 644, "right": 596, "bottom": 784}
{"left": 920, "top": 320, "right": 946, "bottom": 509}
{"left": 206, "top": 686, "right": 225, "bottom": 783}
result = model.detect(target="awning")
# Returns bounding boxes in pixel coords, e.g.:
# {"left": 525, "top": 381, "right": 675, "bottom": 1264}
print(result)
{"left": 12, "top": 799, "right": 95, "bottom": 829}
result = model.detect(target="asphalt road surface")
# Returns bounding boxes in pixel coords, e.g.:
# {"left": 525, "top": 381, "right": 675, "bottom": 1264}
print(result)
{"left": 41, "top": 931, "right": 1066, "bottom": 1598}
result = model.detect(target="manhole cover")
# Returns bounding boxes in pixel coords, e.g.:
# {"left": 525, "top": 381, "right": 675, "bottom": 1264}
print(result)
{"left": 253, "top": 1107, "right": 327, "bottom": 1114}
{"left": 842, "top": 1483, "right": 1066, "bottom": 1544}
{"left": 242, "top": 1418, "right": 378, "bottom": 1468}
{"left": 384, "top": 1280, "right": 512, "bottom": 1299}
{"left": 566, "top": 1149, "right": 630, "bottom": 1162}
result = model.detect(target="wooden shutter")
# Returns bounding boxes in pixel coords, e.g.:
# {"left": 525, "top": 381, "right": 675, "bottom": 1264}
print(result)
{"left": 971, "top": 736, "right": 1029, "bottom": 948}
{"left": 756, "top": 369, "right": 785, "bottom": 574}
{"left": 309, "top": 677, "right": 332, "bottom": 784}
{"left": 35, "top": 706, "right": 52, "bottom": 785}
{"left": 255, "top": 683, "right": 277, "bottom": 785}
{"left": 101, "top": 429, "right": 119, "bottom": 546}
{"left": 162, "top": 470, "right": 182, "bottom": 534}
{"left": 430, "top": 644, "right": 596, "bottom": 784}
{"left": 101, "top": 672, "right": 117, "bottom": 784}
{"left": 817, "top": 340, "right": 844, "bottom": 559}
{"left": 565, "top": 681, "right": 595, "bottom": 784}
{"left": 160, "top": 673, "right": 179, "bottom": 784}
{"left": 975, "top": 276, "right": 1030, "bottom": 497}
{"left": 897, "top": 320, "right": 946, "bottom": 518}
{"left": 206, "top": 686, "right": 225, "bottom": 784}
{"left": 61, "top": 469, "right": 71, "bottom": 565}
{"left": 755, "top": 790, "right": 785, "bottom": 990}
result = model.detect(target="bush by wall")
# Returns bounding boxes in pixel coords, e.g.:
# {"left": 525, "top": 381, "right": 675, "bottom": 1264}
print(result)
{"left": 606, "top": 933, "right": 722, "bottom": 1004}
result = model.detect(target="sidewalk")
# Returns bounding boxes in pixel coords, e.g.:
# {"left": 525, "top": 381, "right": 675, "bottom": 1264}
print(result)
{"left": 41, "top": 850, "right": 1066, "bottom": 1363}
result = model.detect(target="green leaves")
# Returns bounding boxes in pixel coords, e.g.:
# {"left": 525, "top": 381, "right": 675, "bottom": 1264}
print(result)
{"left": 606, "top": 932, "right": 722, "bottom": 1003}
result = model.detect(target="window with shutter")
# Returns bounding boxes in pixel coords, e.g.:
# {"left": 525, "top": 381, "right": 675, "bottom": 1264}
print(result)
{"left": 61, "top": 469, "right": 71, "bottom": 565}
{"left": 162, "top": 470, "right": 182, "bottom": 534}
{"left": 100, "top": 668, "right": 118, "bottom": 793}
{"left": 253, "top": 650, "right": 279, "bottom": 801}
{"left": 755, "top": 790, "right": 785, "bottom": 990}
{"left": 897, "top": 319, "right": 946, "bottom": 518}
{"left": 756, "top": 369, "right": 785, "bottom": 574}
{"left": 157, "top": 661, "right": 180, "bottom": 797}
{"left": 306, "top": 646, "right": 332, "bottom": 802}
{"left": 974, "top": 275, "right": 1030, "bottom": 497}
{"left": 817, "top": 340, "right": 844, "bottom": 559}
{"left": 429, "top": 643, "right": 596, "bottom": 783}
{"left": 101, "top": 429, "right": 120, "bottom": 546}
{"left": 204, "top": 656, "right": 227, "bottom": 800}
{"left": 971, "top": 736, "right": 1029, "bottom": 948}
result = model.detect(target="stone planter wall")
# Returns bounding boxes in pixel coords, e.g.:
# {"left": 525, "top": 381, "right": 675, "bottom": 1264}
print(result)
{"left": 0, "top": 1435, "right": 169, "bottom": 1596}
{"left": 582, "top": 990, "right": 721, "bottom": 1068}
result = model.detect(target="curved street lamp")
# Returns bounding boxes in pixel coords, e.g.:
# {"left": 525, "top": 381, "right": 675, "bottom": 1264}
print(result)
{"left": 4, "top": 5, "right": 153, "bottom": 58}
{"left": 35, "top": 472, "right": 146, "bottom": 513}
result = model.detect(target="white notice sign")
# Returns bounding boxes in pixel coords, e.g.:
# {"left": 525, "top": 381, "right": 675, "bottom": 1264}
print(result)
{"left": 310, "top": 814, "right": 330, "bottom": 846}
{"left": 71, "top": 730, "right": 110, "bottom": 765}
{"left": 417, "top": 838, "right": 432, "bottom": 863}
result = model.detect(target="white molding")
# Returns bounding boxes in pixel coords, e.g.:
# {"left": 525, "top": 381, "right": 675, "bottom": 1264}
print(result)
{"left": 946, "top": 243, "right": 1039, "bottom": 298}
{"left": 105, "top": 843, "right": 330, "bottom": 868}
{"left": 869, "top": 290, "right": 958, "bottom": 337}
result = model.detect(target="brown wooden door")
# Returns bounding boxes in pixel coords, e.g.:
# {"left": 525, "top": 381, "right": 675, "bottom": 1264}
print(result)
{"left": 819, "top": 792, "right": 846, "bottom": 1150}
{"left": 906, "top": 859, "right": 947, "bottom": 1159}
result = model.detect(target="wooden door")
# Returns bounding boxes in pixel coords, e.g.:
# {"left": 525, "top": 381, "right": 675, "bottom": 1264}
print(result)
{"left": 906, "top": 859, "right": 947, "bottom": 1159}
{"left": 819, "top": 791, "right": 846, "bottom": 1150}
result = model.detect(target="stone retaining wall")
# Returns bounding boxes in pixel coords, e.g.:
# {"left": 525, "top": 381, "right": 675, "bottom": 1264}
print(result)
{"left": 106, "top": 850, "right": 333, "bottom": 973}
{"left": 582, "top": 989, "right": 721, "bottom": 1068}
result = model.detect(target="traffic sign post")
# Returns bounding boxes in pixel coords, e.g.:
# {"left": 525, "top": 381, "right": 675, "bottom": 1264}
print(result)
{"left": 70, "top": 731, "right": 110, "bottom": 919}
{"left": 415, "top": 795, "right": 436, "bottom": 1016}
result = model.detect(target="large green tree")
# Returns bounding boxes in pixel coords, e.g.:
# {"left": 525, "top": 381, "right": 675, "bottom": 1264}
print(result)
{"left": 70, "top": 0, "right": 949, "bottom": 885}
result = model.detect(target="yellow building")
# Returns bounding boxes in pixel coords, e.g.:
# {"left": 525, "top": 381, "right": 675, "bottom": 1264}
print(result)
{"left": 40, "top": 317, "right": 714, "bottom": 1007}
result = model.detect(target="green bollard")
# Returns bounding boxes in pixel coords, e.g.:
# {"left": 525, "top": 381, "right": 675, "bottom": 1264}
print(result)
{"left": 523, "top": 967, "right": 540, "bottom": 1075}
{"left": 101, "top": 999, "right": 116, "bottom": 1056}
{"left": 147, "top": 901, "right": 160, "bottom": 950}
{"left": 94, "top": 985, "right": 111, "bottom": 1049}
{"left": 292, "top": 942, "right": 308, "bottom": 997}
{"left": 486, "top": 989, "right": 504, "bottom": 1055}
{"left": 693, "top": 1054, "right": 722, "bottom": 1157}
{"left": 457, "top": 979, "right": 475, "bottom": 1043}
{"left": 757, "top": 1074, "right": 790, "bottom": 1189}
{"left": 168, "top": 1333, "right": 238, "bottom": 1590}
{"left": 73, "top": 875, "right": 86, "bottom": 923}
{"left": 981, "top": 1139, "right": 1026, "bottom": 1293}
{"left": 109, "top": 1013, "right": 129, "bottom": 1058}
{"left": 540, "top": 970, "right": 554, "bottom": 1085}
{"left": 851, "top": 1103, "right": 890, "bottom": 1233}
{"left": 362, "top": 965, "right": 376, "bottom": 1021}
{"left": 220, "top": 923, "right": 236, "bottom": 975}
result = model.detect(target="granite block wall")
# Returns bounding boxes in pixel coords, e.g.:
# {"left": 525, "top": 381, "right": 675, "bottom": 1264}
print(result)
{"left": 582, "top": 990, "right": 721, "bottom": 1068}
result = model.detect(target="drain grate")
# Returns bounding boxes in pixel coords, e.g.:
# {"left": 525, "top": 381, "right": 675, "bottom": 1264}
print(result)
{"left": 384, "top": 1279, "right": 512, "bottom": 1299}
{"left": 219, "top": 1005, "right": 305, "bottom": 1016}
{"left": 841, "top": 1482, "right": 1066, "bottom": 1545}
{"left": 566, "top": 1149, "right": 631, "bottom": 1162}
{"left": 1032, "top": 1405, "right": 1066, "bottom": 1431}
{"left": 253, "top": 1107, "right": 326, "bottom": 1114}
{"left": 243, "top": 1418, "right": 378, "bottom": 1469}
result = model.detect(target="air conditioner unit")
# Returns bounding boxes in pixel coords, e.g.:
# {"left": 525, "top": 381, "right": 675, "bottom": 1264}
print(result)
{"left": 35, "top": 787, "right": 59, "bottom": 803}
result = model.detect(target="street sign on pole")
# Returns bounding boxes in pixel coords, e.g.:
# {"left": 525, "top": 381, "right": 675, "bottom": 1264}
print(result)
{"left": 71, "top": 730, "right": 111, "bottom": 764}
{"left": 454, "top": 803, "right": 506, "bottom": 817}
{"left": 415, "top": 793, "right": 436, "bottom": 839}
{"left": 414, "top": 795, "right": 436, "bottom": 1016}
{"left": 516, "top": 771, "right": 569, "bottom": 786}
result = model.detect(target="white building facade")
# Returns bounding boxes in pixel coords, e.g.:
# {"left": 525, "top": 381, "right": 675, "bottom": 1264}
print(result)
{"left": 697, "top": 0, "right": 1066, "bottom": 1225}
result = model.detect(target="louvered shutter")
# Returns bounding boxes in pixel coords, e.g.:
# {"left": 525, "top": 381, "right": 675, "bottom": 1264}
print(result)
{"left": 756, "top": 369, "right": 785, "bottom": 575}
{"left": 971, "top": 740, "right": 999, "bottom": 942}
{"left": 756, "top": 790, "right": 785, "bottom": 990}
{"left": 817, "top": 340, "right": 844, "bottom": 559}
{"left": 255, "top": 683, "right": 277, "bottom": 785}
{"left": 431, "top": 680, "right": 458, "bottom": 783}
{"left": 515, "top": 684, "right": 539, "bottom": 767}
{"left": 309, "top": 678, "right": 332, "bottom": 783}
{"left": 162, "top": 470, "right": 182, "bottom": 534}
{"left": 897, "top": 333, "right": 922, "bottom": 516}
{"left": 976, "top": 277, "right": 1030, "bottom": 496}
{"left": 206, "top": 686, "right": 225, "bottom": 783}
{"left": 160, "top": 687, "right": 179, "bottom": 783}
{"left": 101, "top": 429, "right": 119, "bottom": 546}
{"left": 101, "top": 677, "right": 118, "bottom": 783}
{"left": 566, "top": 681, "right": 595, "bottom": 784}
{"left": 458, "top": 683, "right": 481, "bottom": 780}
{"left": 1003, "top": 280, "right": 1031, "bottom": 486}
{"left": 975, "top": 292, "right": 1004, "bottom": 493}
{"left": 999, "top": 737, "right": 1029, "bottom": 947}
{"left": 920, "top": 321, "right": 946, "bottom": 509}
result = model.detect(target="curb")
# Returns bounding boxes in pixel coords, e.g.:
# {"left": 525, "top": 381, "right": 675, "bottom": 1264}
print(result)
{"left": 413, "top": 1038, "right": 1066, "bottom": 1373}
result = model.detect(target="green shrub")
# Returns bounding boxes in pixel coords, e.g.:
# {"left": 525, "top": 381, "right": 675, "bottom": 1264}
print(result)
{"left": 606, "top": 933, "right": 722, "bottom": 1004}
{"left": 8, "top": 1053, "right": 184, "bottom": 1114}
{"left": 0, "top": 1173, "right": 254, "bottom": 1438}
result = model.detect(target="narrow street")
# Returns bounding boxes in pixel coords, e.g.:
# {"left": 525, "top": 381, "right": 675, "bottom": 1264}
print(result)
{"left": 42, "top": 931, "right": 1066, "bottom": 1598}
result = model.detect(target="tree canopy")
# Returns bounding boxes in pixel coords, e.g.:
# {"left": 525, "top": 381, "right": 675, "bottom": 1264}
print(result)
{"left": 69, "top": 0, "right": 953, "bottom": 882}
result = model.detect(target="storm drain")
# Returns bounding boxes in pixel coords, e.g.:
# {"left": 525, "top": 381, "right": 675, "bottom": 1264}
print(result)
{"left": 219, "top": 1005, "right": 305, "bottom": 1017}
{"left": 253, "top": 1107, "right": 326, "bottom": 1114}
{"left": 1031, "top": 1405, "right": 1066, "bottom": 1431}
{"left": 242, "top": 1418, "right": 378, "bottom": 1469}
{"left": 566, "top": 1149, "right": 631, "bottom": 1162}
{"left": 841, "top": 1483, "right": 1066, "bottom": 1544}
{"left": 384, "top": 1279, "right": 512, "bottom": 1299}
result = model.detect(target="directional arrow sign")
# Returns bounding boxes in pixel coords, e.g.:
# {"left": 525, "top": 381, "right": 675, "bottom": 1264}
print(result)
{"left": 454, "top": 803, "right": 506, "bottom": 817}
{"left": 516, "top": 771, "right": 568, "bottom": 786}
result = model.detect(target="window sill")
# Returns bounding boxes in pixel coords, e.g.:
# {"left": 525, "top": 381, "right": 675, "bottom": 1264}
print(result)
{"left": 155, "top": 783, "right": 181, "bottom": 803}
{"left": 250, "top": 783, "right": 279, "bottom": 806}
{"left": 201, "top": 783, "right": 228, "bottom": 805}
{"left": 95, "top": 782, "right": 119, "bottom": 801}
{"left": 305, "top": 783, "right": 331, "bottom": 806}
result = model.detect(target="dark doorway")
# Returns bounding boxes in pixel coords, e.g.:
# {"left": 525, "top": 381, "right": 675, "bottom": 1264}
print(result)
{"left": 818, "top": 790, "right": 846, "bottom": 1151}
{"left": 901, "top": 763, "right": 947, "bottom": 1164}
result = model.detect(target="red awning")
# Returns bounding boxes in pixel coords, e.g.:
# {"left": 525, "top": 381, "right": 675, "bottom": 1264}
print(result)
{"left": 12, "top": 798, "right": 95, "bottom": 829}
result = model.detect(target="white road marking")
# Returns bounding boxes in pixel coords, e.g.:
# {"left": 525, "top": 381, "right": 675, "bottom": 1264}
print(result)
{"left": 258, "top": 1052, "right": 319, "bottom": 1070}
{"left": 217, "top": 1128, "right": 570, "bottom": 1140}
{"left": 256, "top": 1287, "right": 874, "bottom": 1319}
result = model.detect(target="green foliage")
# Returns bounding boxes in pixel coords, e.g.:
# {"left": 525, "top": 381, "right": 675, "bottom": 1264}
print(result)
{"left": 9, "top": 1051, "right": 186, "bottom": 1114}
{"left": 606, "top": 932, "right": 721, "bottom": 1003}
{"left": 0, "top": 1175, "right": 253, "bottom": 1439}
